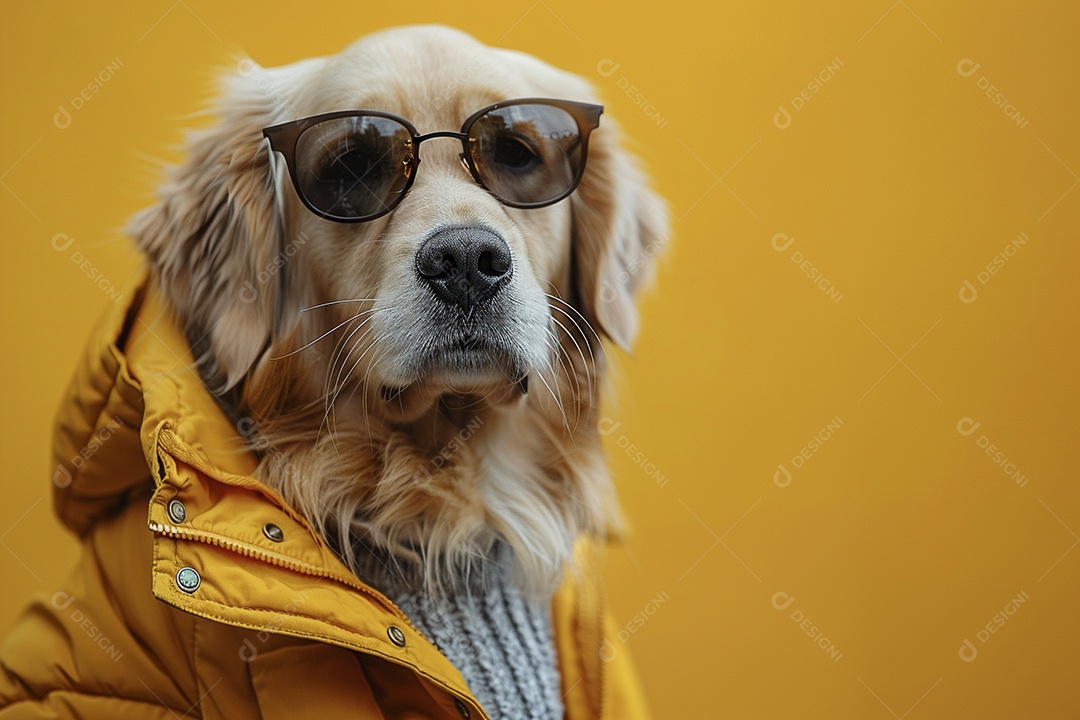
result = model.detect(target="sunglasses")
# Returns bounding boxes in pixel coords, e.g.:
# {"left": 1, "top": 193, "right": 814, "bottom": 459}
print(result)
{"left": 262, "top": 98, "right": 603, "bottom": 223}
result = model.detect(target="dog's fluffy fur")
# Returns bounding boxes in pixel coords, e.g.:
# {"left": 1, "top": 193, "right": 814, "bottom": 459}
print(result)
{"left": 129, "top": 26, "right": 667, "bottom": 597}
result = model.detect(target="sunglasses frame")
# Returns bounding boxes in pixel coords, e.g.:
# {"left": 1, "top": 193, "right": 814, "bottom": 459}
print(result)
{"left": 262, "top": 97, "right": 604, "bottom": 223}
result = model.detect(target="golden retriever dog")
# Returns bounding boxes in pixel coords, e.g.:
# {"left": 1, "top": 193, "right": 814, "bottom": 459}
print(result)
{"left": 116, "top": 26, "right": 665, "bottom": 716}
{"left": 132, "top": 24, "right": 666, "bottom": 606}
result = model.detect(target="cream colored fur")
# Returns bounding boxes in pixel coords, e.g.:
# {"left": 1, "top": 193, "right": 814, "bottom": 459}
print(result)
{"left": 129, "top": 25, "right": 668, "bottom": 598}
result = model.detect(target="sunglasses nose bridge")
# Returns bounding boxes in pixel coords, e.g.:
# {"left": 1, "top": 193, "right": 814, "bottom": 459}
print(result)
{"left": 413, "top": 129, "right": 469, "bottom": 145}
{"left": 411, "top": 130, "right": 475, "bottom": 178}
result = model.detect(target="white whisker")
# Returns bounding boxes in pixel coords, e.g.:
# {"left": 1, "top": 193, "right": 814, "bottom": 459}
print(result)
{"left": 301, "top": 298, "right": 379, "bottom": 312}
{"left": 272, "top": 307, "right": 383, "bottom": 360}
{"left": 328, "top": 321, "right": 380, "bottom": 404}
{"left": 323, "top": 325, "right": 385, "bottom": 433}
{"left": 536, "top": 333, "right": 570, "bottom": 433}
{"left": 548, "top": 313, "right": 592, "bottom": 402}
{"left": 316, "top": 312, "right": 386, "bottom": 450}
{"left": 544, "top": 291, "right": 606, "bottom": 356}
{"left": 544, "top": 324, "right": 584, "bottom": 433}
{"left": 358, "top": 343, "right": 395, "bottom": 449}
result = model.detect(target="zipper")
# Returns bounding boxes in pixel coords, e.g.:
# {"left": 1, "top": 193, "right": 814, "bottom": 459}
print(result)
{"left": 148, "top": 520, "right": 427, "bottom": 639}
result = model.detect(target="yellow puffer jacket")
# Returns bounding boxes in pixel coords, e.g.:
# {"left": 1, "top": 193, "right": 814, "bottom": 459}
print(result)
{"left": 0, "top": 278, "right": 649, "bottom": 720}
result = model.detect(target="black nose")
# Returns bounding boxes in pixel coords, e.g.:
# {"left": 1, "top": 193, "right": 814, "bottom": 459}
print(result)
{"left": 416, "top": 227, "right": 513, "bottom": 309}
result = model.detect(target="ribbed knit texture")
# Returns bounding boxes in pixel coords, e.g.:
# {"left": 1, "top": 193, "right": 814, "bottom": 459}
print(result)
{"left": 353, "top": 544, "right": 564, "bottom": 720}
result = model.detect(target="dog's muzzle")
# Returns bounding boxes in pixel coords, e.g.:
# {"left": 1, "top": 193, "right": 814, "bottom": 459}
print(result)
{"left": 376, "top": 226, "right": 528, "bottom": 423}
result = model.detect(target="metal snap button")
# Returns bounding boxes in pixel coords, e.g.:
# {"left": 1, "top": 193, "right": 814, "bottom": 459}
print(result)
{"left": 176, "top": 567, "right": 201, "bottom": 593}
{"left": 167, "top": 499, "right": 187, "bottom": 524}
{"left": 453, "top": 697, "right": 471, "bottom": 718}
{"left": 387, "top": 625, "right": 406, "bottom": 647}
{"left": 262, "top": 523, "right": 284, "bottom": 542}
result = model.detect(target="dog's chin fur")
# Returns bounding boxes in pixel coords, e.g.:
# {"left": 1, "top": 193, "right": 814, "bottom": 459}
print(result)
{"left": 129, "top": 25, "right": 668, "bottom": 600}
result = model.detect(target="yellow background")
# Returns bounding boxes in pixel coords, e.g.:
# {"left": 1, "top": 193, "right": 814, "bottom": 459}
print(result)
{"left": 2, "top": 2, "right": 1078, "bottom": 717}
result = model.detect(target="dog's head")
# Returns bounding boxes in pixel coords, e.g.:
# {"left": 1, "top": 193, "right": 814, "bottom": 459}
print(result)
{"left": 131, "top": 26, "right": 667, "bottom": 594}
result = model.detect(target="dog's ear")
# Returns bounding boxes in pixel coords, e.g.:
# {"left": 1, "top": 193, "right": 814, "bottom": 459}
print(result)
{"left": 570, "top": 117, "right": 669, "bottom": 351}
{"left": 128, "top": 58, "right": 309, "bottom": 392}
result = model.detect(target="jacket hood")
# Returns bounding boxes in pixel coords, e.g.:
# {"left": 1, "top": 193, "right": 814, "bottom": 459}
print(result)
{"left": 50, "top": 273, "right": 375, "bottom": 584}
{"left": 52, "top": 274, "right": 258, "bottom": 535}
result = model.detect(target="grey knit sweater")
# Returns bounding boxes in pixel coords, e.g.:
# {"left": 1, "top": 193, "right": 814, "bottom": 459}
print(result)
{"left": 354, "top": 545, "right": 564, "bottom": 719}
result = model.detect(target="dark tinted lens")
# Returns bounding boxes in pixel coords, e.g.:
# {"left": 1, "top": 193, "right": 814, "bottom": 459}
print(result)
{"left": 295, "top": 115, "right": 413, "bottom": 219}
{"left": 468, "top": 104, "right": 582, "bottom": 206}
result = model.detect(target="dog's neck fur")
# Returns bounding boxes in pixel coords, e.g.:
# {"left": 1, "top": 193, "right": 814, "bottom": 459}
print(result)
{"left": 193, "top": 310, "right": 615, "bottom": 600}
